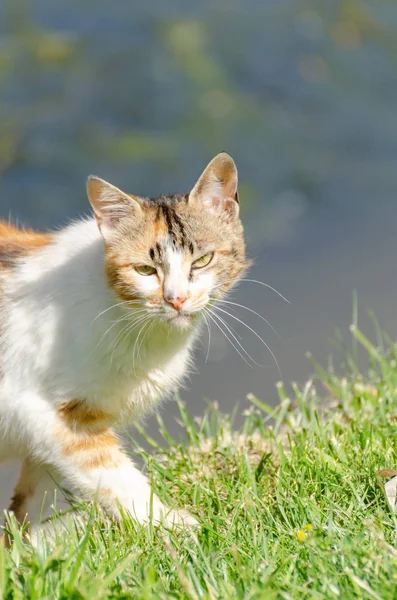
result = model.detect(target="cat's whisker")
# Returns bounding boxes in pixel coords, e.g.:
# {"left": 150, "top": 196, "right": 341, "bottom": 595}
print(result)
{"left": 201, "top": 312, "right": 212, "bottom": 363}
{"left": 212, "top": 279, "right": 239, "bottom": 293}
{"left": 132, "top": 318, "right": 153, "bottom": 371}
{"left": 113, "top": 312, "right": 149, "bottom": 349}
{"left": 213, "top": 278, "right": 290, "bottom": 305}
{"left": 207, "top": 303, "right": 242, "bottom": 340}
{"left": 212, "top": 305, "right": 282, "bottom": 379}
{"left": 239, "top": 279, "right": 290, "bottom": 304}
{"left": 94, "top": 307, "right": 147, "bottom": 346}
{"left": 135, "top": 319, "right": 155, "bottom": 365}
{"left": 132, "top": 320, "right": 151, "bottom": 364}
{"left": 215, "top": 299, "right": 279, "bottom": 338}
{"left": 210, "top": 309, "right": 263, "bottom": 367}
{"left": 92, "top": 299, "right": 143, "bottom": 323}
{"left": 97, "top": 309, "right": 148, "bottom": 351}
{"left": 102, "top": 311, "right": 149, "bottom": 359}
{"left": 109, "top": 313, "right": 152, "bottom": 368}
{"left": 203, "top": 309, "right": 253, "bottom": 369}
{"left": 90, "top": 314, "right": 132, "bottom": 358}
{"left": 206, "top": 307, "right": 261, "bottom": 367}
{"left": 109, "top": 315, "right": 150, "bottom": 369}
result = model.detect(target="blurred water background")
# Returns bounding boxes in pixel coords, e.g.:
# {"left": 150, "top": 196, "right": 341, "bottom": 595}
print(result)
{"left": 1, "top": 0, "right": 397, "bottom": 506}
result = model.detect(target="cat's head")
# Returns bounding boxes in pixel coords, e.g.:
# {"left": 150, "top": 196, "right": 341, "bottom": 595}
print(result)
{"left": 87, "top": 153, "right": 250, "bottom": 329}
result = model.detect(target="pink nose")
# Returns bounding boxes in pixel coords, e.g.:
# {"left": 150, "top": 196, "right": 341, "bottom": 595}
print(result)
{"left": 165, "top": 294, "right": 188, "bottom": 312}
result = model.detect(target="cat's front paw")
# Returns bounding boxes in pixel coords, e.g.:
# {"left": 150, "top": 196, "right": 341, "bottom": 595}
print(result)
{"left": 162, "top": 507, "right": 199, "bottom": 529}
{"left": 130, "top": 493, "right": 198, "bottom": 529}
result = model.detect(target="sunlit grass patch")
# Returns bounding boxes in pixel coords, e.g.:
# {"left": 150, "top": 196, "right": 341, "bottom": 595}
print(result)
{"left": 3, "top": 327, "right": 397, "bottom": 599}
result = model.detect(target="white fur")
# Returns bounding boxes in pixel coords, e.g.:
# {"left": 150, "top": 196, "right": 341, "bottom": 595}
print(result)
{"left": 0, "top": 219, "right": 201, "bottom": 535}
{"left": 163, "top": 244, "right": 188, "bottom": 300}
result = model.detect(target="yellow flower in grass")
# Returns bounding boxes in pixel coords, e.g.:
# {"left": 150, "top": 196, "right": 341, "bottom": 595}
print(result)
{"left": 304, "top": 524, "right": 313, "bottom": 531}
{"left": 297, "top": 530, "right": 306, "bottom": 542}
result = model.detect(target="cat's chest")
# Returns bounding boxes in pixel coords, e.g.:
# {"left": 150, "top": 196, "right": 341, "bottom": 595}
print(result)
{"left": 89, "top": 343, "right": 191, "bottom": 420}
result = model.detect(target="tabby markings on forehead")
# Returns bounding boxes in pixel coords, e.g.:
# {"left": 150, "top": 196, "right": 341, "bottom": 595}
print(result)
{"left": 148, "top": 203, "right": 196, "bottom": 260}
{"left": 160, "top": 205, "right": 187, "bottom": 249}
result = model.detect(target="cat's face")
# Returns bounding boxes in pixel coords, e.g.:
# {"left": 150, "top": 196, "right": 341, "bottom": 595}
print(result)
{"left": 87, "top": 153, "right": 250, "bottom": 329}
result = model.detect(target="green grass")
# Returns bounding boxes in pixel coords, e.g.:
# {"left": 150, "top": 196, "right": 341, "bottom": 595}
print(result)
{"left": 3, "top": 326, "right": 397, "bottom": 599}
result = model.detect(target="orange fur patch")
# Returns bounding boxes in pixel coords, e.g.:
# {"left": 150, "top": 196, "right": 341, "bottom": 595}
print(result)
{"left": 58, "top": 399, "right": 111, "bottom": 432}
{"left": 61, "top": 430, "right": 121, "bottom": 470}
{"left": 76, "top": 447, "right": 121, "bottom": 470}
{"left": 61, "top": 430, "right": 118, "bottom": 456}
{"left": 57, "top": 399, "right": 121, "bottom": 470}
{"left": 104, "top": 257, "right": 141, "bottom": 303}
{"left": 153, "top": 211, "right": 168, "bottom": 238}
{"left": 0, "top": 222, "right": 52, "bottom": 268}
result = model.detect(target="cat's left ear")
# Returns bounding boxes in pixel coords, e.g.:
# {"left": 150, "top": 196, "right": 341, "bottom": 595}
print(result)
{"left": 87, "top": 176, "right": 142, "bottom": 240}
{"left": 189, "top": 152, "right": 239, "bottom": 219}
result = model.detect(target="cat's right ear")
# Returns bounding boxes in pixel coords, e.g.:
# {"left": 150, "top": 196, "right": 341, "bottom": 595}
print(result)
{"left": 86, "top": 176, "right": 142, "bottom": 240}
{"left": 188, "top": 153, "right": 239, "bottom": 220}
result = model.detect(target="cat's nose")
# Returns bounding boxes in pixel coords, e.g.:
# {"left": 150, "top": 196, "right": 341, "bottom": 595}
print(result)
{"left": 165, "top": 294, "right": 188, "bottom": 312}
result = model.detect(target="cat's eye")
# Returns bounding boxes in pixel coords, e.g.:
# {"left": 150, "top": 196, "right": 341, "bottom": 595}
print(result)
{"left": 192, "top": 252, "right": 214, "bottom": 269}
{"left": 135, "top": 265, "right": 157, "bottom": 276}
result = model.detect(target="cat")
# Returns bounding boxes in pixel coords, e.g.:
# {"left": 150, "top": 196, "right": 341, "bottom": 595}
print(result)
{"left": 0, "top": 152, "right": 249, "bottom": 544}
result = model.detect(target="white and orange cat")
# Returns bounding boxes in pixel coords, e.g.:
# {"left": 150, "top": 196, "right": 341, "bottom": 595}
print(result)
{"left": 0, "top": 153, "right": 249, "bottom": 543}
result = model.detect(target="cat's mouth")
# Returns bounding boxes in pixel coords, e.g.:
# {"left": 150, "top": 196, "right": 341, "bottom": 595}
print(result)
{"left": 153, "top": 306, "right": 204, "bottom": 330}
{"left": 143, "top": 303, "right": 204, "bottom": 329}
{"left": 163, "top": 310, "right": 198, "bottom": 329}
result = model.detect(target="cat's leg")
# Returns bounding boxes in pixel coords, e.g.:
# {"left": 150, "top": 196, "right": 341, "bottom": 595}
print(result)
{"left": 6, "top": 448, "right": 195, "bottom": 548}
{"left": 4, "top": 392, "right": 196, "bottom": 534}
{"left": 53, "top": 402, "right": 197, "bottom": 527}
{"left": 18, "top": 466, "right": 75, "bottom": 548}
{"left": 51, "top": 428, "right": 196, "bottom": 528}
{"left": 5, "top": 460, "right": 46, "bottom": 546}
{"left": 6, "top": 459, "right": 78, "bottom": 547}
{"left": 7, "top": 459, "right": 38, "bottom": 527}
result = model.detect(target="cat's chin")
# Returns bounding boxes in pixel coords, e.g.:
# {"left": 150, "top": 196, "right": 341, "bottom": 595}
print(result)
{"left": 164, "top": 312, "right": 199, "bottom": 331}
